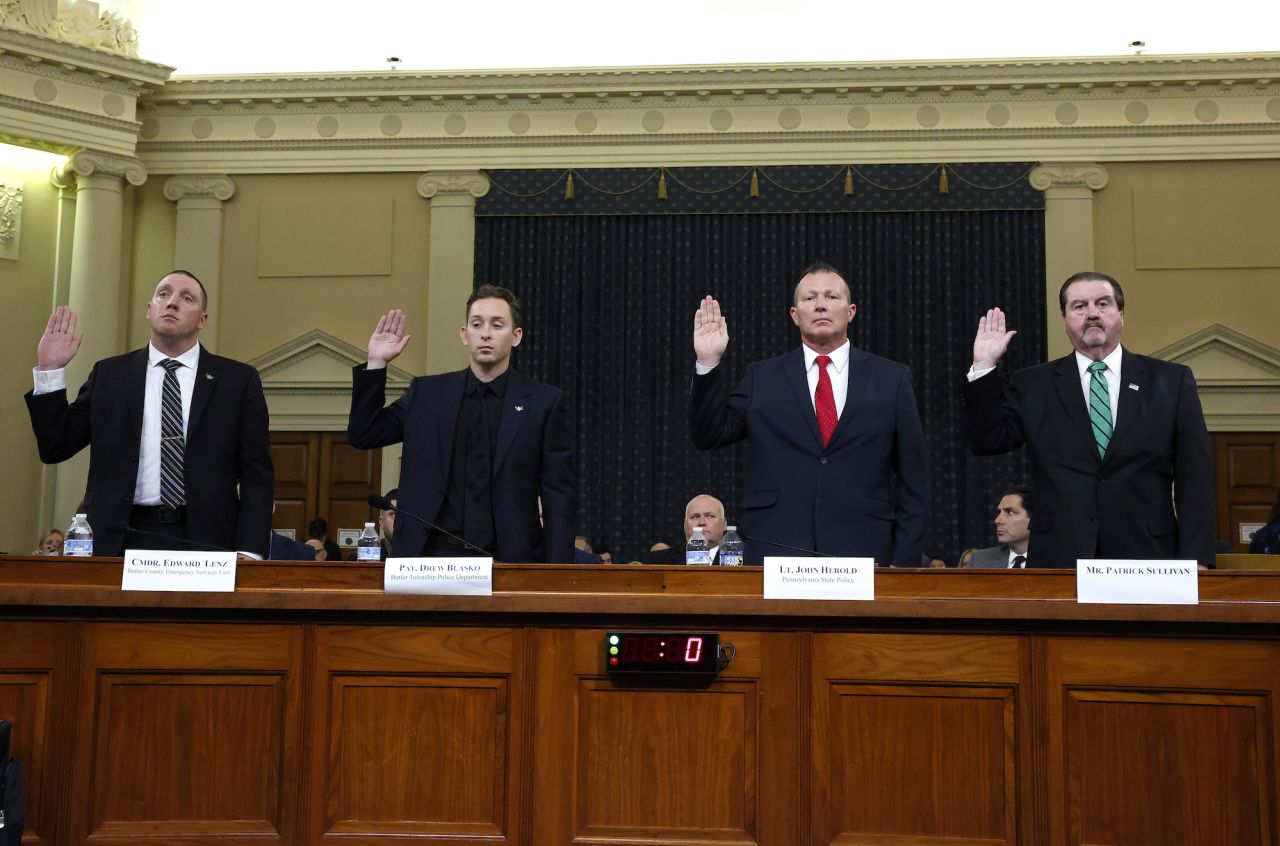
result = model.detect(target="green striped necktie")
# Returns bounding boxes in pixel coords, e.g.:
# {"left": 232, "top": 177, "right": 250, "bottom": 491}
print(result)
{"left": 1087, "top": 360, "right": 1113, "bottom": 459}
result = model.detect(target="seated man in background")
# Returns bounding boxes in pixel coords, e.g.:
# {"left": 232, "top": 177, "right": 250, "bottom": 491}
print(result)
{"left": 34, "top": 529, "right": 64, "bottom": 556}
{"left": 645, "top": 494, "right": 728, "bottom": 565}
{"left": 307, "top": 517, "right": 342, "bottom": 563}
{"left": 377, "top": 487, "right": 398, "bottom": 560}
{"left": 969, "top": 486, "right": 1033, "bottom": 569}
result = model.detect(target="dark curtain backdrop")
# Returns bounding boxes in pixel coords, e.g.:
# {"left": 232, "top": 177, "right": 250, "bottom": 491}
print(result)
{"left": 474, "top": 166, "right": 1045, "bottom": 563}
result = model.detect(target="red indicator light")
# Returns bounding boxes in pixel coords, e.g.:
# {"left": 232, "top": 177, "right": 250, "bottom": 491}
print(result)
{"left": 609, "top": 657, "right": 618, "bottom": 666}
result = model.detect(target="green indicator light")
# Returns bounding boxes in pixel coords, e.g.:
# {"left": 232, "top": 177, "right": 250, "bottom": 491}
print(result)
{"left": 609, "top": 646, "right": 618, "bottom": 655}
{"left": 608, "top": 635, "right": 619, "bottom": 645}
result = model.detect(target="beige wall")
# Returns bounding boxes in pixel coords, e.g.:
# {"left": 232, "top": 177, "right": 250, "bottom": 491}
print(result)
{"left": 215, "top": 173, "right": 433, "bottom": 367}
{"left": 0, "top": 161, "right": 63, "bottom": 553}
{"left": 1092, "top": 160, "right": 1280, "bottom": 355}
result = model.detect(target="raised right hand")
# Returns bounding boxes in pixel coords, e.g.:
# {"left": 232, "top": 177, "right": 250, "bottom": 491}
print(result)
{"left": 368, "top": 309, "right": 412, "bottom": 369}
{"left": 693, "top": 295, "right": 729, "bottom": 368}
{"left": 37, "top": 306, "right": 82, "bottom": 371}
{"left": 971, "top": 307, "right": 1017, "bottom": 371}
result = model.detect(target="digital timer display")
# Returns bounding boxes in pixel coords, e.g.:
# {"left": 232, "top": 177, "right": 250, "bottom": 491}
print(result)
{"left": 605, "top": 632, "right": 720, "bottom": 675}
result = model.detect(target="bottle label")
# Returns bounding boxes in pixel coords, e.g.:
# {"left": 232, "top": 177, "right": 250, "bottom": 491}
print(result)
{"left": 719, "top": 552, "right": 744, "bottom": 567}
{"left": 356, "top": 545, "right": 381, "bottom": 562}
{"left": 686, "top": 550, "right": 711, "bottom": 565}
{"left": 64, "top": 539, "right": 93, "bottom": 557}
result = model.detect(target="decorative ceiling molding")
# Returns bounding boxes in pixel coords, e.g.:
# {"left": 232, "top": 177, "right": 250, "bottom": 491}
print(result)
{"left": 0, "top": 25, "right": 173, "bottom": 157}
{"left": 249, "top": 328, "right": 413, "bottom": 390}
{"left": 130, "top": 53, "right": 1280, "bottom": 173}
{"left": 1150, "top": 324, "right": 1280, "bottom": 432}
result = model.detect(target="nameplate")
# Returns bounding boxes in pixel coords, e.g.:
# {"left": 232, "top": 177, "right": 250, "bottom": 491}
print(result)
{"left": 121, "top": 549, "right": 237, "bottom": 592}
{"left": 763, "top": 557, "right": 875, "bottom": 601}
{"left": 384, "top": 557, "right": 493, "bottom": 595}
{"left": 1076, "top": 559, "right": 1199, "bottom": 605}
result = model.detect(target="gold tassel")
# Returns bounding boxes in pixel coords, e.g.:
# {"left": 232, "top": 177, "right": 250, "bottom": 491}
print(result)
{"left": 657, "top": 169, "right": 668, "bottom": 200}
{"left": 749, "top": 167, "right": 760, "bottom": 199}
{"left": 564, "top": 171, "right": 575, "bottom": 201}
{"left": 843, "top": 166, "right": 854, "bottom": 197}
{"left": 938, "top": 165, "right": 950, "bottom": 194}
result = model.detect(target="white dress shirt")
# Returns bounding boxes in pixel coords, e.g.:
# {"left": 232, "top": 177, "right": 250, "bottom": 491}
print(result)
{"left": 1006, "top": 548, "right": 1028, "bottom": 568}
{"left": 33, "top": 342, "right": 200, "bottom": 505}
{"left": 697, "top": 339, "right": 852, "bottom": 419}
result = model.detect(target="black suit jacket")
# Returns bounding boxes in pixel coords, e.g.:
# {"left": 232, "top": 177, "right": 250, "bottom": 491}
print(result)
{"left": 268, "top": 531, "right": 317, "bottom": 561}
{"left": 348, "top": 365, "right": 576, "bottom": 563}
{"left": 25, "top": 346, "right": 274, "bottom": 557}
{"left": 962, "top": 349, "right": 1214, "bottom": 565}
{"left": 690, "top": 346, "right": 928, "bottom": 566}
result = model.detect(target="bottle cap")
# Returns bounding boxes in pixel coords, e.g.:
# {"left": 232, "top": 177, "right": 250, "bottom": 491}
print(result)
{"left": 364, "top": 522, "right": 375, "bottom": 528}
{"left": 691, "top": 527, "right": 704, "bottom": 536}
{"left": 727, "top": 525, "right": 737, "bottom": 531}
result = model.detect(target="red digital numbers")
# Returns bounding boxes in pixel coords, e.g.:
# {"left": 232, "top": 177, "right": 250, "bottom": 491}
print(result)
{"left": 684, "top": 637, "right": 703, "bottom": 663}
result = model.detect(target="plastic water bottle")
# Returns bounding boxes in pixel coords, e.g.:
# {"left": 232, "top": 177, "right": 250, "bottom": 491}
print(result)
{"left": 685, "top": 526, "right": 710, "bottom": 565}
{"left": 65, "top": 513, "right": 93, "bottom": 557}
{"left": 719, "top": 526, "right": 744, "bottom": 566}
{"left": 356, "top": 522, "right": 381, "bottom": 561}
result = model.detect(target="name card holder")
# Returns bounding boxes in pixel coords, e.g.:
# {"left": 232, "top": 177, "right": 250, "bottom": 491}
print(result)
{"left": 384, "top": 557, "right": 494, "bottom": 595}
{"left": 121, "top": 549, "right": 238, "bottom": 592}
{"left": 763, "top": 557, "right": 875, "bottom": 601}
{"left": 1076, "top": 559, "right": 1199, "bottom": 605}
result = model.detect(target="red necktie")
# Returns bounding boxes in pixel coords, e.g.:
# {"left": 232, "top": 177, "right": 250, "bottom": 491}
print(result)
{"left": 814, "top": 354, "right": 837, "bottom": 447}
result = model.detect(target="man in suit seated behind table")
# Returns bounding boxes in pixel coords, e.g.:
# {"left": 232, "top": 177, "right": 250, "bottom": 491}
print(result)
{"left": 968, "top": 486, "right": 1033, "bottom": 569}
{"left": 645, "top": 494, "right": 728, "bottom": 565}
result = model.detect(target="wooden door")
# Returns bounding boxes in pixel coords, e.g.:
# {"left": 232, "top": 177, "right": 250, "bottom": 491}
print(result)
{"left": 269, "top": 432, "right": 381, "bottom": 548}
{"left": 1213, "top": 432, "right": 1280, "bottom": 552}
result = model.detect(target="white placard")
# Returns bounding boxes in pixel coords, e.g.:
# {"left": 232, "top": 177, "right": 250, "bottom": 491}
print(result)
{"left": 384, "top": 557, "right": 493, "bottom": 595}
{"left": 121, "top": 549, "right": 238, "bottom": 592}
{"left": 763, "top": 556, "right": 875, "bottom": 600}
{"left": 1076, "top": 559, "right": 1199, "bottom": 605}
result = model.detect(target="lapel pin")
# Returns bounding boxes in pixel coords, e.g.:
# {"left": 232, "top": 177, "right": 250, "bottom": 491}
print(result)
{"left": 1128, "top": 383, "right": 1139, "bottom": 391}
{"left": 205, "top": 373, "right": 214, "bottom": 380}
{"left": 514, "top": 405, "right": 524, "bottom": 412}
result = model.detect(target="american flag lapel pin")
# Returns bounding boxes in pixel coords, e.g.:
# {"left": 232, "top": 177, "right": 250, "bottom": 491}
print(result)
{"left": 1128, "top": 383, "right": 1139, "bottom": 391}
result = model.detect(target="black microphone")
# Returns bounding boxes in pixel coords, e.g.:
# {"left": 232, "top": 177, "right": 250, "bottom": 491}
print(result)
{"left": 106, "top": 522, "right": 238, "bottom": 554}
{"left": 366, "top": 495, "right": 489, "bottom": 555}
{"left": 738, "top": 530, "right": 838, "bottom": 558}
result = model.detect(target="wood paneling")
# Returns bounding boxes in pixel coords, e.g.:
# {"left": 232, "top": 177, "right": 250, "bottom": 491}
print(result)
{"left": 813, "top": 634, "right": 1025, "bottom": 846}
{"left": 70, "top": 623, "right": 303, "bottom": 846}
{"left": 1046, "top": 637, "right": 1279, "bottom": 846}
{"left": 0, "top": 622, "right": 70, "bottom": 846}
{"left": 268, "top": 432, "right": 381, "bottom": 546}
{"left": 311, "top": 626, "right": 523, "bottom": 843}
{"left": 1213, "top": 432, "right": 1280, "bottom": 551}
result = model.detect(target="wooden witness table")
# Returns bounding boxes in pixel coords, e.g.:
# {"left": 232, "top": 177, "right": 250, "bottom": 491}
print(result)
{"left": 2, "top": 557, "right": 1279, "bottom": 846}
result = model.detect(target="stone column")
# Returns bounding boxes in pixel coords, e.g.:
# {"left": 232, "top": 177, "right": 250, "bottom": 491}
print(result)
{"left": 1030, "top": 163, "right": 1109, "bottom": 358}
{"left": 48, "top": 150, "right": 146, "bottom": 528}
{"left": 163, "top": 175, "right": 236, "bottom": 351}
{"left": 416, "top": 171, "right": 491, "bottom": 373}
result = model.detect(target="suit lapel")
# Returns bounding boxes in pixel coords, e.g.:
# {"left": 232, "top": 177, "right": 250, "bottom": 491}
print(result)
{"left": 1105, "top": 349, "right": 1145, "bottom": 462}
{"left": 785, "top": 348, "right": 823, "bottom": 449}
{"left": 125, "top": 349, "right": 148, "bottom": 442}
{"left": 189, "top": 347, "right": 215, "bottom": 436}
{"left": 494, "top": 371, "right": 531, "bottom": 471}
{"left": 1051, "top": 354, "right": 1097, "bottom": 459}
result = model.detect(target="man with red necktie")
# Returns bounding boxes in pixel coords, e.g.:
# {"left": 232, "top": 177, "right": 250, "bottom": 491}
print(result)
{"left": 688, "top": 261, "right": 928, "bottom": 566}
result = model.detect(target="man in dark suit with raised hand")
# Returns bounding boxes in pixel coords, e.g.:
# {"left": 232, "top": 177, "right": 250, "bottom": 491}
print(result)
{"left": 689, "top": 261, "right": 928, "bottom": 566}
{"left": 348, "top": 285, "right": 576, "bottom": 563}
{"left": 963, "top": 271, "right": 1214, "bottom": 565}
{"left": 26, "top": 271, "right": 274, "bottom": 557}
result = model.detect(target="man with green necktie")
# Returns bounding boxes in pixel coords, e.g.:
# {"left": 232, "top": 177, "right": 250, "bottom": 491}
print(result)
{"left": 961, "top": 272, "right": 1214, "bottom": 567}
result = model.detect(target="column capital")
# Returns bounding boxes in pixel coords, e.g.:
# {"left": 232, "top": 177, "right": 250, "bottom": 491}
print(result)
{"left": 163, "top": 174, "right": 236, "bottom": 203}
{"left": 1029, "top": 162, "right": 1109, "bottom": 193}
{"left": 50, "top": 151, "right": 147, "bottom": 189}
{"left": 416, "top": 171, "right": 491, "bottom": 201}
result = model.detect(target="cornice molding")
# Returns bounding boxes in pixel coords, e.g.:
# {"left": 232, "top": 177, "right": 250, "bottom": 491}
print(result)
{"left": 50, "top": 150, "right": 146, "bottom": 187}
{"left": 121, "top": 53, "right": 1280, "bottom": 173}
{"left": 0, "top": 26, "right": 172, "bottom": 88}
{"left": 1029, "top": 163, "right": 1109, "bottom": 191}
{"left": 163, "top": 174, "right": 235, "bottom": 202}
{"left": 417, "top": 171, "right": 490, "bottom": 199}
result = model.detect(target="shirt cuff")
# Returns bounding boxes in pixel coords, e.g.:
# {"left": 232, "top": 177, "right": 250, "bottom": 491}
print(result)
{"left": 32, "top": 367, "right": 67, "bottom": 395}
{"left": 966, "top": 366, "right": 996, "bottom": 382}
{"left": 694, "top": 362, "right": 716, "bottom": 376}
{"left": 238, "top": 551, "right": 263, "bottom": 560}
